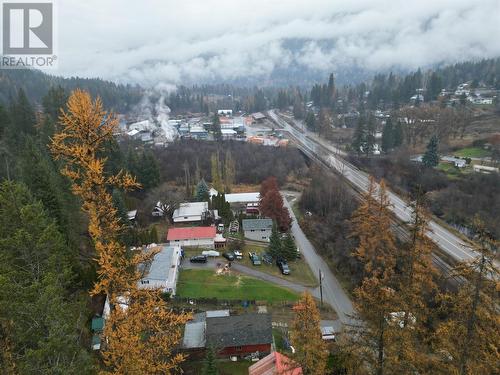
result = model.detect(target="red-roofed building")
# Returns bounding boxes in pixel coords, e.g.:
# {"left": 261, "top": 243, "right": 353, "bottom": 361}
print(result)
{"left": 167, "top": 226, "right": 217, "bottom": 248}
{"left": 248, "top": 352, "right": 302, "bottom": 375}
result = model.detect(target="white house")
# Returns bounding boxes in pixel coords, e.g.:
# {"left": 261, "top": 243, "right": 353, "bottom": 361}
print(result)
{"left": 441, "top": 156, "right": 467, "bottom": 168}
{"left": 209, "top": 188, "right": 219, "bottom": 198}
{"left": 173, "top": 202, "right": 209, "bottom": 223}
{"left": 138, "top": 246, "right": 182, "bottom": 295}
{"left": 242, "top": 218, "right": 273, "bottom": 242}
{"left": 167, "top": 226, "right": 217, "bottom": 248}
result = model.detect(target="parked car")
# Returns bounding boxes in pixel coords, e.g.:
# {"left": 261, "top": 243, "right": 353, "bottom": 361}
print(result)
{"left": 262, "top": 253, "right": 273, "bottom": 265}
{"left": 233, "top": 250, "right": 243, "bottom": 260}
{"left": 202, "top": 250, "right": 220, "bottom": 257}
{"left": 222, "top": 252, "right": 235, "bottom": 261}
{"left": 276, "top": 259, "right": 290, "bottom": 275}
{"left": 248, "top": 252, "right": 261, "bottom": 266}
{"left": 217, "top": 223, "right": 225, "bottom": 233}
{"left": 190, "top": 255, "right": 208, "bottom": 263}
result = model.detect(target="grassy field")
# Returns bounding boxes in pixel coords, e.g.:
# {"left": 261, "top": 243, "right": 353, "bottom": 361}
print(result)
{"left": 437, "top": 162, "right": 464, "bottom": 179}
{"left": 177, "top": 269, "right": 299, "bottom": 302}
{"left": 183, "top": 242, "right": 318, "bottom": 287}
{"left": 453, "top": 147, "right": 491, "bottom": 158}
{"left": 241, "top": 244, "right": 318, "bottom": 287}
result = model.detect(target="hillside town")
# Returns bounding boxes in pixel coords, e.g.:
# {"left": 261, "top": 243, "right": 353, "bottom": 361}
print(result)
{"left": 0, "top": 2, "right": 499, "bottom": 374}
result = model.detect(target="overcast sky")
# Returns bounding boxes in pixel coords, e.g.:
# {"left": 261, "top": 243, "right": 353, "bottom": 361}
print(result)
{"left": 56, "top": 0, "right": 500, "bottom": 87}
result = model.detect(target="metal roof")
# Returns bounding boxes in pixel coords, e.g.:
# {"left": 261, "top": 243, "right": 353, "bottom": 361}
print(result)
{"left": 242, "top": 218, "right": 273, "bottom": 231}
{"left": 206, "top": 310, "right": 230, "bottom": 318}
{"left": 225, "top": 192, "right": 260, "bottom": 203}
{"left": 91, "top": 317, "right": 104, "bottom": 331}
{"left": 182, "top": 321, "right": 206, "bottom": 349}
{"left": 206, "top": 313, "right": 272, "bottom": 348}
{"left": 173, "top": 202, "right": 208, "bottom": 218}
{"left": 142, "top": 246, "right": 180, "bottom": 282}
{"left": 167, "top": 226, "right": 216, "bottom": 241}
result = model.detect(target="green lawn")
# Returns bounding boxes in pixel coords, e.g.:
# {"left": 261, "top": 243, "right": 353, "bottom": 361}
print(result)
{"left": 437, "top": 162, "right": 463, "bottom": 179}
{"left": 453, "top": 147, "right": 491, "bottom": 158}
{"left": 242, "top": 244, "right": 318, "bottom": 287}
{"left": 177, "top": 269, "right": 299, "bottom": 302}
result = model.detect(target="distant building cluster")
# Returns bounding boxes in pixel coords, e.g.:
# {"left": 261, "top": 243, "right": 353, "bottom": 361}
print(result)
{"left": 116, "top": 109, "right": 289, "bottom": 148}
{"left": 439, "top": 82, "right": 497, "bottom": 106}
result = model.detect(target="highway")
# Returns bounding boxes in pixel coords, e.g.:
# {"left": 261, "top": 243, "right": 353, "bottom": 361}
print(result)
{"left": 268, "top": 109, "right": 483, "bottom": 265}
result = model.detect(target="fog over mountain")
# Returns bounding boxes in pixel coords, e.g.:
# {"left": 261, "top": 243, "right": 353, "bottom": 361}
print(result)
{"left": 55, "top": 0, "right": 500, "bottom": 87}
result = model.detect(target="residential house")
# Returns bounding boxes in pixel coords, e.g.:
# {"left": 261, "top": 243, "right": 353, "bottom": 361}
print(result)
{"left": 206, "top": 313, "right": 272, "bottom": 357}
{"left": 173, "top": 202, "right": 209, "bottom": 223}
{"left": 248, "top": 352, "right": 303, "bottom": 375}
{"left": 182, "top": 311, "right": 272, "bottom": 358}
{"left": 441, "top": 156, "right": 467, "bottom": 168}
{"left": 242, "top": 218, "right": 273, "bottom": 242}
{"left": 138, "top": 245, "right": 182, "bottom": 295}
{"left": 167, "top": 226, "right": 217, "bottom": 248}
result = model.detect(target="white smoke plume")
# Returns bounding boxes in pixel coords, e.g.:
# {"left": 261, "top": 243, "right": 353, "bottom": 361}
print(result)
{"left": 131, "top": 86, "right": 177, "bottom": 141}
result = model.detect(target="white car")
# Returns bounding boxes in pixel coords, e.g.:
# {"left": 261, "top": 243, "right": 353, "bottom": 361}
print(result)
{"left": 202, "top": 250, "right": 220, "bottom": 257}
{"left": 233, "top": 250, "right": 243, "bottom": 260}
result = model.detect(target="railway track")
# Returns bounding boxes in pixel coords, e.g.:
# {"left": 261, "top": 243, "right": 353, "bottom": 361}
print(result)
{"left": 267, "top": 110, "right": 463, "bottom": 286}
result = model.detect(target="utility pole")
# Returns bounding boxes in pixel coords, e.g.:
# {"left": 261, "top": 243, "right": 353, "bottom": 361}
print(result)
{"left": 319, "top": 269, "right": 323, "bottom": 308}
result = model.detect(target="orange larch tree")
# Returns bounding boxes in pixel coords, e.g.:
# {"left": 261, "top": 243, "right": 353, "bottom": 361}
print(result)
{"left": 434, "top": 217, "right": 499, "bottom": 375}
{"left": 290, "top": 291, "right": 327, "bottom": 375}
{"left": 389, "top": 192, "right": 438, "bottom": 373}
{"left": 50, "top": 89, "right": 190, "bottom": 374}
{"left": 349, "top": 177, "right": 399, "bottom": 375}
